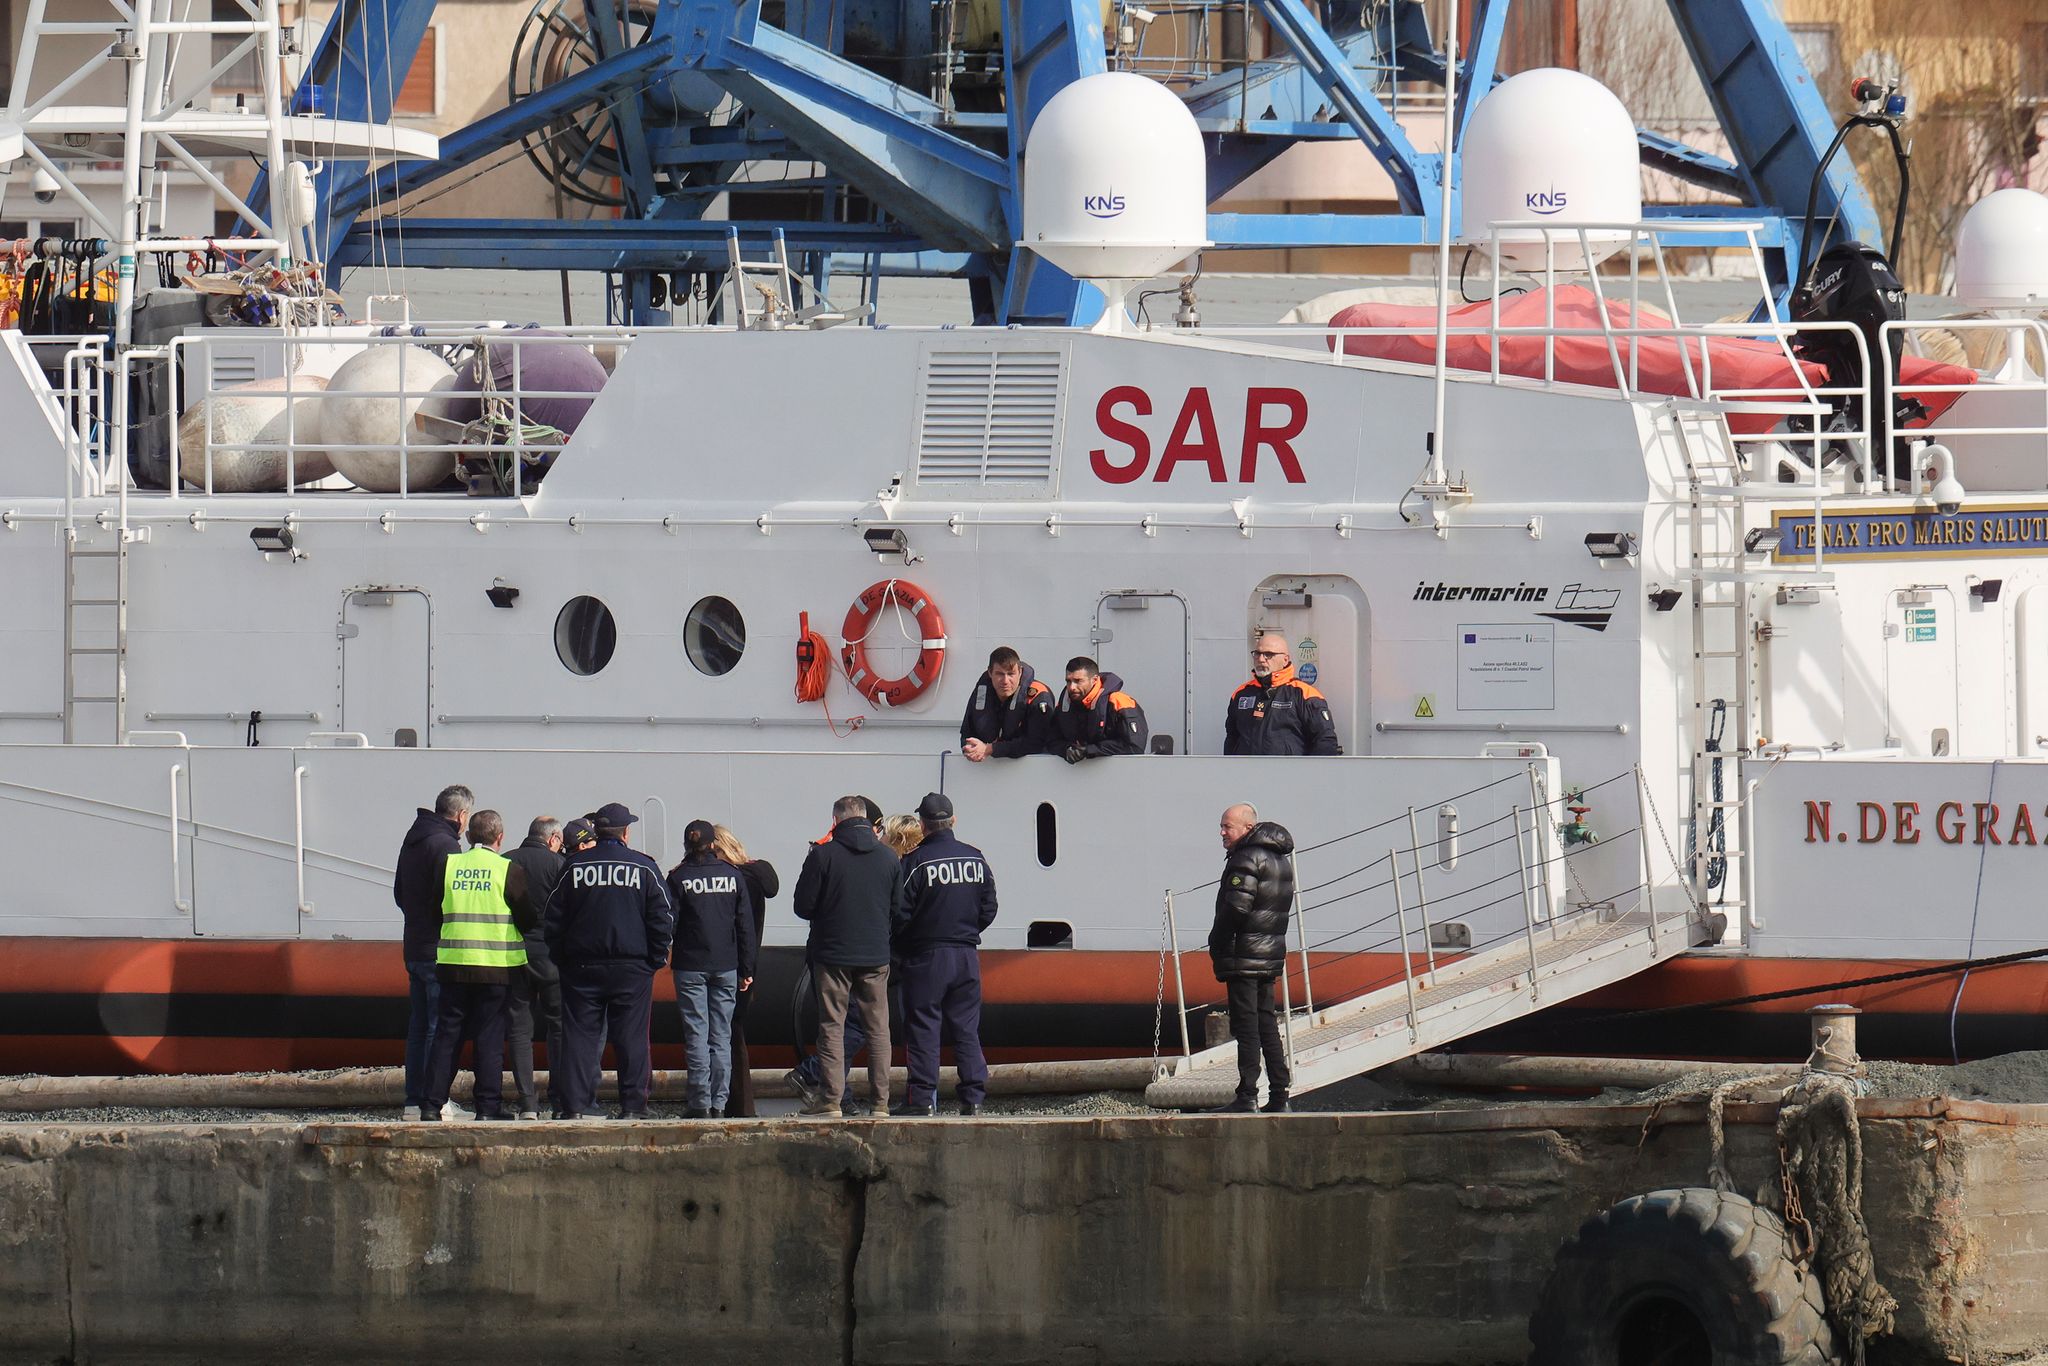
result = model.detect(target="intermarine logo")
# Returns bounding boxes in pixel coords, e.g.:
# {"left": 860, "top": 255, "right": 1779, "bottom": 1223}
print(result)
{"left": 1411, "top": 582, "right": 1549, "bottom": 604}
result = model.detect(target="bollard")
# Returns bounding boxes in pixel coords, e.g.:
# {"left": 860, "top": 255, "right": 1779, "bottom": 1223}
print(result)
{"left": 1805, "top": 1002, "right": 1863, "bottom": 1076}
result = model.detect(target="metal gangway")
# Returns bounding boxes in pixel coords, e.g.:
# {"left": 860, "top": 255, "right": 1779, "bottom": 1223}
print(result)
{"left": 1145, "top": 762, "right": 1714, "bottom": 1109}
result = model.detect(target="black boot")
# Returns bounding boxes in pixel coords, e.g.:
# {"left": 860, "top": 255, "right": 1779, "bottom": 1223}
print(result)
{"left": 1260, "top": 1091, "right": 1291, "bottom": 1114}
{"left": 1208, "top": 1096, "right": 1258, "bottom": 1114}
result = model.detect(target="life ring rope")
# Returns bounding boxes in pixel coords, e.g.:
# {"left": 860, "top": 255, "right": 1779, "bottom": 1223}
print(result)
{"left": 841, "top": 578, "right": 946, "bottom": 708}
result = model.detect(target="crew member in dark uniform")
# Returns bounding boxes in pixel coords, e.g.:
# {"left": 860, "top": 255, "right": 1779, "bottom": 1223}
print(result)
{"left": 893, "top": 792, "right": 998, "bottom": 1116}
{"left": 959, "top": 645, "right": 1055, "bottom": 760}
{"left": 1054, "top": 656, "right": 1149, "bottom": 762}
{"left": 543, "top": 802, "right": 673, "bottom": 1119}
{"left": 1224, "top": 633, "right": 1341, "bottom": 756}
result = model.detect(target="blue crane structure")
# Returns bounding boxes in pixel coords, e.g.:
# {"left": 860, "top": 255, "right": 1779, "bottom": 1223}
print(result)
{"left": 263, "top": 0, "right": 1877, "bottom": 325}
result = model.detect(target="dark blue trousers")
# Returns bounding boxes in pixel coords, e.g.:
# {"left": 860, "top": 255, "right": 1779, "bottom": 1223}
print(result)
{"left": 424, "top": 978, "right": 509, "bottom": 1115}
{"left": 898, "top": 944, "right": 988, "bottom": 1106}
{"left": 403, "top": 957, "right": 440, "bottom": 1110}
{"left": 558, "top": 963, "right": 655, "bottom": 1117}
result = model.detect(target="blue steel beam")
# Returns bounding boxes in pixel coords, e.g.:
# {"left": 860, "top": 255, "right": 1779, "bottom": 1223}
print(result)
{"left": 329, "top": 37, "right": 673, "bottom": 228}
{"left": 333, "top": 218, "right": 920, "bottom": 271}
{"left": 1249, "top": 0, "right": 1426, "bottom": 214}
{"left": 996, "top": 0, "right": 1106, "bottom": 324}
{"left": 668, "top": 2, "right": 1010, "bottom": 252}
{"left": 1664, "top": 0, "right": 1878, "bottom": 275}
{"left": 255, "top": 0, "right": 438, "bottom": 258}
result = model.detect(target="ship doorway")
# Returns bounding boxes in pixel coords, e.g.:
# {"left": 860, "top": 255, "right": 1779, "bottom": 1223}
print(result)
{"left": 1092, "top": 591, "right": 1189, "bottom": 755}
{"left": 339, "top": 589, "right": 432, "bottom": 747}
{"left": 1881, "top": 586, "right": 1959, "bottom": 755}
{"left": 2015, "top": 585, "right": 2047, "bottom": 757}
{"left": 1250, "top": 576, "right": 1370, "bottom": 754}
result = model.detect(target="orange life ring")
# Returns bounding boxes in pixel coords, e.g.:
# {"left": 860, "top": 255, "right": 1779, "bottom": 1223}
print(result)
{"left": 840, "top": 579, "right": 946, "bottom": 708}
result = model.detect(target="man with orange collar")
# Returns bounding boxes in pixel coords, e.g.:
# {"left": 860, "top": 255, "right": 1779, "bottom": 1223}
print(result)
{"left": 1225, "top": 634, "right": 1341, "bottom": 756}
{"left": 1054, "top": 656, "right": 1149, "bottom": 763}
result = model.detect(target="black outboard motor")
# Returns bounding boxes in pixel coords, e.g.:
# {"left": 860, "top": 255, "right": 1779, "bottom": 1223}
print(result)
{"left": 1787, "top": 77, "right": 1916, "bottom": 479}
{"left": 1790, "top": 239, "right": 1917, "bottom": 478}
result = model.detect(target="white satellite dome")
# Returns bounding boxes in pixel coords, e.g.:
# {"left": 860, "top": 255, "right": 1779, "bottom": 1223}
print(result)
{"left": 1021, "top": 72, "right": 1209, "bottom": 284}
{"left": 1459, "top": 68, "right": 1642, "bottom": 271}
{"left": 1955, "top": 188, "right": 2048, "bottom": 311}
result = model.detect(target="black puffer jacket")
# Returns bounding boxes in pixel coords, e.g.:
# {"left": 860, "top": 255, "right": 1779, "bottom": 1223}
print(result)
{"left": 1208, "top": 822, "right": 1295, "bottom": 980}
{"left": 794, "top": 818, "right": 903, "bottom": 968}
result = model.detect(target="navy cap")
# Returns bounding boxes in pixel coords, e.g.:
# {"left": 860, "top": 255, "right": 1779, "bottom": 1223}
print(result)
{"left": 561, "top": 818, "right": 596, "bottom": 846}
{"left": 916, "top": 791, "right": 953, "bottom": 822}
{"left": 684, "top": 819, "right": 717, "bottom": 848}
{"left": 595, "top": 802, "right": 638, "bottom": 829}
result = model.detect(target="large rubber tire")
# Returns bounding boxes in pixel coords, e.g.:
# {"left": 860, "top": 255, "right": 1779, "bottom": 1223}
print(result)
{"left": 1528, "top": 1187, "right": 1839, "bottom": 1366}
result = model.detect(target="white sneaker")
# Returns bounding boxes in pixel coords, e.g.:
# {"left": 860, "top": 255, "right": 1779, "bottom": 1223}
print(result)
{"left": 518, "top": 1110, "right": 540, "bottom": 1121}
{"left": 441, "top": 1100, "right": 472, "bottom": 1120}
{"left": 401, "top": 1105, "right": 422, "bottom": 1121}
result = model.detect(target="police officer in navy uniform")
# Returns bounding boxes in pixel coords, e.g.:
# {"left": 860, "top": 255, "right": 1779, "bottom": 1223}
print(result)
{"left": 1054, "top": 656, "right": 1150, "bottom": 762}
{"left": 893, "top": 792, "right": 997, "bottom": 1116}
{"left": 959, "top": 645, "right": 1055, "bottom": 760}
{"left": 543, "top": 802, "right": 674, "bottom": 1119}
{"left": 1224, "top": 633, "right": 1342, "bottom": 756}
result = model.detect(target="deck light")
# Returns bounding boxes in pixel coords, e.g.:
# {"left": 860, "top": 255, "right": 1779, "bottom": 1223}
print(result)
{"left": 1648, "top": 587, "right": 1682, "bottom": 612}
{"left": 486, "top": 579, "right": 520, "bottom": 609}
{"left": 1972, "top": 578, "right": 2004, "bottom": 605}
{"left": 863, "top": 526, "right": 909, "bottom": 557}
{"left": 249, "top": 526, "right": 299, "bottom": 560}
{"left": 1743, "top": 527, "right": 1783, "bottom": 556}
{"left": 1583, "top": 531, "right": 1636, "bottom": 560}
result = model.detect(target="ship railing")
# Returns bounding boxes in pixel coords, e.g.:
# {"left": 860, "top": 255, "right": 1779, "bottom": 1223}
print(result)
{"left": 121, "top": 326, "right": 648, "bottom": 499}
{"left": 29, "top": 333, "right": 109, "bottom": 518}
{"left": 1880, "top": 317, "right": 2048, "bottom": 496}
{"left": 1147, "top": 762, "right": 1684, "bottom": 1071}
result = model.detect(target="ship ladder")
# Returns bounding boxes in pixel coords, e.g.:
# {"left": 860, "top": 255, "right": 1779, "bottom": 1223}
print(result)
{"left": 62, "top": 527, "right": 128, "bottom": 743}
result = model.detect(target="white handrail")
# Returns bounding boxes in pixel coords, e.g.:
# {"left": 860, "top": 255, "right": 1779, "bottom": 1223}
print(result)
{"left": 168, "top": 763, "right": 190, "bottom": 915}
{"left": 1288, "top": 850, "right": 1314, "bottom": 1016}
{"left": 126, "top": 730, "right": 188, "bottom": 746}
{"left": 1405, "top": 806, "right": 1438, "bottom": 984}
{"left": 293, "top": 764, "right": 313, "bottom": 915}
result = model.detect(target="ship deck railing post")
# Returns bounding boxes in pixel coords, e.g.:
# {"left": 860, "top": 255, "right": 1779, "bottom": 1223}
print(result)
{"left": 1289, "top": 850, "right": 1314, "bottom": 1016}
{"left": 1406, "top": 806, "right": 1438, "bottom": 983}
{"left": 1513, "top": 806, "right": 1540, "bottom": 1000}
{"left": 1389, "top": 846, "right": 1419, "bottom": 1041}
{"left": 1164, "top": 889, "right": 1191, "bottom": 1061}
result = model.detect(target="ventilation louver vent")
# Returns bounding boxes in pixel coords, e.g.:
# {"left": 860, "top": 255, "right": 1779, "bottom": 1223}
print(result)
{"left": 915, "top": 350, "right": 1061, "bottom": 486}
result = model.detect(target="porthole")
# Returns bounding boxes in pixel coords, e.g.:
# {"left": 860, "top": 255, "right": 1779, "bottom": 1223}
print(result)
{"left": 685, "top": 596, "right": 745, "bottom": 676}
{"left": 554, "top": 595, "right": 616, "bottom": 675}
{"left": 1035, "top": 801, "right": 1057, "bottom": 867}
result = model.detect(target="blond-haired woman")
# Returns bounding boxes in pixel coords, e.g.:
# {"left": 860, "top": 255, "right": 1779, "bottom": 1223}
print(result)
{"left": 881, "top": 813, "right": 924, "bottom": 857}
{"left": 713, "top": 824, "right": 779, "bottom": 1117}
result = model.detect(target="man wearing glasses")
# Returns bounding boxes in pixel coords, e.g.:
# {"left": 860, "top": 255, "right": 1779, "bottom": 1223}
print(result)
{"left": 1225, "top": 633, "right": 1341, "bottom": 756}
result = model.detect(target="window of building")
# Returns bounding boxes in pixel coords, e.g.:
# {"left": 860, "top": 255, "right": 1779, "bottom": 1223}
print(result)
{"left": 212, "top": 0, "right": 263, "bottom": 92}
{"left": 2025, "top": 24, "right": 2048, "bottom": 103}
{"left": 393, "top": 27, "right": 439, "bottom": 117}
{"left": 555, "top": 596, "right": 617, "bottom": 675}
{"left": 1788, "top": 23, "right": 1843, "bottom": 95}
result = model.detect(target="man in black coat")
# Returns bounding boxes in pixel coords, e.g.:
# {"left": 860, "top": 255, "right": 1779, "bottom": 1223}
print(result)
{"left": 960, "top": 645, "right": 1055, "bottom": 760}
{"left": 1207, "top": 803, "right": 1295, "bottom": 1113}
{"left": 504, "top": 815, "right": 567, "bottom": 1119}
{"left": 543, "top": 802, "right": 674, "bottom": 1119}
{"left": 392, "top": 783, "right": 471, "bottom": 1120}
{"left": 793, "top": 794, "right": 904, "bottom": 1118}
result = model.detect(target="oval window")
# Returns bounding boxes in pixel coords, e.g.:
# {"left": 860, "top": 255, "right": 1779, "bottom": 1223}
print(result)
{"left": 685, "top": 596, "right": 745, "bottom": 676}
{"left": 554, "top": 595, "right": 616, "bottom": 675}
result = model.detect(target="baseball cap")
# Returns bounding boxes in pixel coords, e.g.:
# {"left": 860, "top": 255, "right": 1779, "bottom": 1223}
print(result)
{"left": 561, "top": 818, "right": 596, "bottom": 846}
{"left": 916, "top": 792, "right": 953, "bottom": 822}
{"left": 595, "top": 802, "right": 639, "bottom": 828}
{"left": 684, "top": 818, "right": 717, "bottom": 848}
